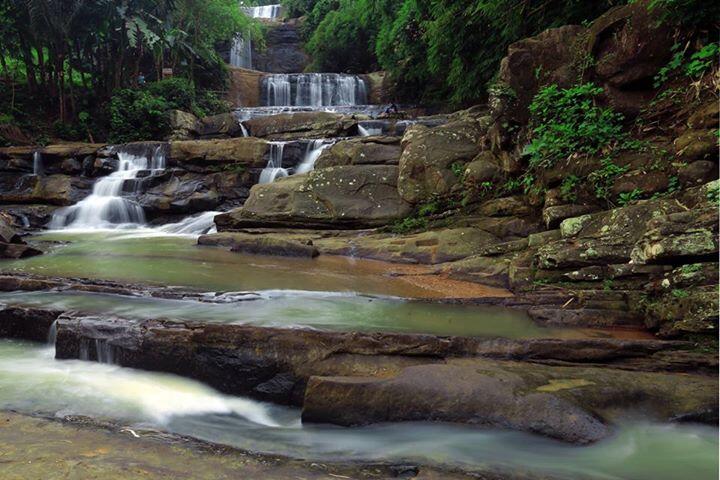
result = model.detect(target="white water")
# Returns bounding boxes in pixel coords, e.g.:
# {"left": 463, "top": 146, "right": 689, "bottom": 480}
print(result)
{"left": 358, "top": 125, "right": 383, "bottom": 137}
{"left": 295, "top": 140, "right": 333, "bottom": 174}
{"left": 49, "top": 146, "right": 165, "bottom": 230}
{"left": 263, "top": 74, "right": 367, "bottom": 107}
{"left": 32, "top": 151, "right": 44, "bottom": 175}
{"left": 230, "top": 34, "right": 253, "bottom": 69}
{"left": 244, "top": 4, "right": 281, "bottom": 19}
{"left": 156, "top": 211, "right": 220, "bottom": 236}
{"left": 259, "top": 142, "right": 288, "bottom": 183}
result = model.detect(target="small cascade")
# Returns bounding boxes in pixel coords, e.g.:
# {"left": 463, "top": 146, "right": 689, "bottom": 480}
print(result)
{"left": 244, "top": 4, "right": 281, "bottom": 18}
{"left": 32, "top": 151, "right": 44, "bottom": 176}
{"left": 262, "top": 74, "right": 367, "bottom": 107}
{"left": 259, "top": 142, "right": 288, "bottom": 184}
{"left": 295, "top": 140, "right": 333, "bottom": 174}
{"left": 155, "top": 211, "right": 221, "bottom": 236}
{"left": 358, "top": 122, "right": 383, "bottom": 137}
{"left": 79, "top": 338, "right": 116, "bottom": 364}
{"left": 50, "top": 144, "right": 166, "bottom": 230}
{"left": 47, "top": 320, "right": 58, "bottom": 346}
{"left": 230, "top": 34, "right": 253, "bottom": 69}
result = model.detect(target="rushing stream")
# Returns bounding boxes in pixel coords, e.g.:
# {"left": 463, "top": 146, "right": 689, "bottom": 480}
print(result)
{"left": 0, "top": 340, "right": 716, "bottom": 480}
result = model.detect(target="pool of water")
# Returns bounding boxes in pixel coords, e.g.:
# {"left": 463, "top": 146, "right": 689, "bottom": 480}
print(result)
{"left": 3, "top": 231, "right": 459, "bottom": 298}
{"left": 0, "top": 340, "right": 716, "bottom": 480}
{"left": 0, "top": 290, "right": 626, "bottom": 339}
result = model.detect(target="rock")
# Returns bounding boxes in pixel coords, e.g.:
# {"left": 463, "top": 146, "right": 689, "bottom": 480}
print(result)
{"left": 0, "top": 174, "right": 92, "bottom": 206}
{"left": 0, "top": 306, "right": 61, "bottom": 342}
{"left": 678, "top": 161, "right": 717, "bottom": 187}
{"left": 168, "top": 137, "right": 269, "bottom": 169}
{"left": 586, "top": 0, "right": 673, "bottom": 115}
{"left": 244, "top": 112, "right": 357, "bottom": 140}
{"left": 216, "top": 165, "right": 412, "bottom": 230}
{"left": 527, "top": 229, "right": 561, "bottom": 248}
{"left": 497, "top": 25, "right": 584, "bottom": 123}
{"left": 543, "top": 205, "right": 598, "bottom": 229}
{"left": 631, "top": 207, "right": 718, "bottom": 264}
{"left": 251, "top": 20, "right": 309, "bottom": 73}
{"left": 193, "top": 113, "right": 244, "bottom": 139}
{"left": 301, "top": 358, "right": 716, "bottom": 443}
{"left": 227, "top": 67, "right": 263, "bottom": 108}
{"left": 688, "top": 101, "right": 720, "bottom": 130}
{"left": 675, "top": 129, "right": 717, "bottom": 162}
{"left": 463, "top": 151, "right": 503, "bottom": 186}
{"left": 0, "top": 217, "right": 21, "bottom": 244}
{"left": 0, "top": 204, "right": 58, "bottom": 229}
{"left": 643, "top": 287, "right": 719, "bottom": 337}
{"left": 611, "top": 170, "right": 670, "bottom": 196}
{"left": 166, "top": 110, "right": 198, "bottom": 140}
{"left": 315, "top": 137, "right": 401, "bottom": 169}
{"left": 199, "top": 232, "right": 319, "bottom": 258}
{"left": 398, "top": 120, "right": 486, "bottom": 204}
{"left": 478, "top": 196, "right": 532, "bottom": 217}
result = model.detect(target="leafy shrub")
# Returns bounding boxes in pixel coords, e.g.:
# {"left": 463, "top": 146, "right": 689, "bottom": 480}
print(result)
{"left": 147, "top": 78, "right": 196, "bottom": 112}
{"left": 108, "top": 89, "right": 170, "bottom": 143}
{"left": 524, "top": 83, "right": 625, "bottom": 170}
{"left": 560, "top": 175, "right": 580, "bottom": 202}
{"left": 617, "top": 188, "right": 643, "bottom": 206}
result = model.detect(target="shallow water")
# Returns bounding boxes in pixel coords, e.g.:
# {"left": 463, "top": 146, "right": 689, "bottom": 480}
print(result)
{"left": 3, "top": 231, "right": 449, "bottom": 298}
{"left": 0, "top": 340, "right": 716, "bottom": 480}
{"left": 0, "top": 290, "right": 616, "bottom": 339}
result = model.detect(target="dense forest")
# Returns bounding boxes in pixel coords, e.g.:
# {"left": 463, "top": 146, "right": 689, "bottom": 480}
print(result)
{"left": 0, "top": 0, "right": 717, "bottom": 144}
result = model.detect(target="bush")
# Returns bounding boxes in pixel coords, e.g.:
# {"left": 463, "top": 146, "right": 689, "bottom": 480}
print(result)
{"left": 524, "top": 83, "right": 625, "bottom": 170}
{"left": 108, "top": 89, "right": 170, "bottom": 143}
{"left": 147, "top": 77, "right": 196, "bottom": 112}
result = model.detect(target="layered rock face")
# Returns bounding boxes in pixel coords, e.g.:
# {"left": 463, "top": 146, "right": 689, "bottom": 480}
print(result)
{"left": 251, "top": 20, "right": 309, "bottom": 73}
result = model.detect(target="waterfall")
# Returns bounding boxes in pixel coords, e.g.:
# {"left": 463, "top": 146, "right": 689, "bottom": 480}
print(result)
{"left": 358, "top": 122, "right": 383, "bottom": 137}
{"left": 79, "top": 338, "right": 116, "bottom": 364}
{"left": 47, "top": 320, "right": 58, "bottom": 346}
{"left": 155, "top": 211, "right": 221, "bottom": 236}
{"left": 296, "top": 140, "right": 333, "bottom": 174}
{"left": 258, "top": 142, "right": 288, "bottom": 184}
{"left": 244, "top": 4, "right": 281, "bottom": 18}
{"left": 230, "top": 34, "right": 253, "bottom": 69}
{"left": 262, "top": 74, "right": 367, "bottom": 107}
{"left": 32, "top": 151, "right": 44, "bottom": 175}
{"left": 49, "top": 145, "right": 166, "bottom": 230}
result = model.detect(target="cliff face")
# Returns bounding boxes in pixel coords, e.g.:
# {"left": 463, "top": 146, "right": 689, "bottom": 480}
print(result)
{"left": 252, "top": 19, "right": 310, "bottom": 74}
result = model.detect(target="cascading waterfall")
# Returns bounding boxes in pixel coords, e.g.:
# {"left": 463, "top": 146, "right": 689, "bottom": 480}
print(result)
{"left": 258, "top": 142, "right": 288, "bottom": 184}
{"left": 263, "top": 74, "right": 367, "bottom": 107}
{"left": 32, "top": 151, "right": 44, "bottom": 175}
{"left": 244, "top": 4, "right": 281, "bottom": 18}
{"left": 49, "top": 145, "right": 166, "bottom": 230}
{"left": 295, "top": 140, "right": 333, "bottom": 174}
{"left": 230, "top": 34, "right": 253, "bottom": 69}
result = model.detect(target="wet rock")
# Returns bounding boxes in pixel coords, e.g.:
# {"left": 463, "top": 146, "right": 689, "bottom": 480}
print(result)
{"left": 0, "top": 305, "right": 61, "bottom": 342}
{"left": 398, "top": 119, "right": 486, "bottom": 204}
{"left": 168, "top": 137, "right": 269, "bottom": 169}
{"left": 193, "top": 113, "right": 245, "bottom": 139}
{"left": 199, "top": 233, "right": 319, "bottom": 258}
{"left": 244, "top": 112, "right": 357, "bottom": 140}
{"left": 302, "top": 358, "right": 717, "bottom": 443}
{"left": 251, "top": 20, "right": 310, "bottom": 73}
{"left": 216, "top": 165, "right": 412, "bottom": 230}
{"left": 315, "top": 137, "right": 401, "bottom": 169}
{"left": 0, "top": 174, "right": 92, "bottom": 206}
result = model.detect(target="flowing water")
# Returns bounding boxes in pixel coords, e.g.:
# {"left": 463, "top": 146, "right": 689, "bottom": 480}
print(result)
{"left": 262, "top": 73, "right": 368, "bottom": 107}
{"left": 0, "top": 340, "right": 715, "bottom": 480}
{"left": 49, "top": 145, "right": 166, "bottom": 230}
{"left": 244, "top": 4, "right": 282, "bottom": 19}
{"left": 258, "top": 141, "right": 289, "bottom": 183}
{"left": 32, "top": 151, "right": 44, "bottom": 175}
{"left": 296, "top": 139, "right": 333, "bottom": 174}
{"left": 230, "top": 34, "right": 253, "bottom": 69}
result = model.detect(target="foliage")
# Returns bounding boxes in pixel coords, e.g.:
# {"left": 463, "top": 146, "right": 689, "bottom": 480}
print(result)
{"left": 707, "top": 184, "right": 720, "bottom": 204}
{"left": 654, "top": 42, "right": 719, "bottom": 88}
{"left": 671, "top": 288, "right": 689, "bottom": 299}
{"left": 524, "top": 83, "right": 625, "bottom": 170}
{"left": 587, "top": 158, "right": 629, "bottom": 202}
{"left": 617, "top": 188, "right": 643, "bottom": 206}
{"left": 560, "top": 175, "right": 580, "bottom": 202}
{"left": 648, "top": 0, "right": 720, "bottom": 29}
{"left": 109, "top": 88, "right": 170, "bottom": 143}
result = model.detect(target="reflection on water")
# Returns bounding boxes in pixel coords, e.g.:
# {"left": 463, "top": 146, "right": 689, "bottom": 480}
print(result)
{"left": 0, "top": 340, "right": 716, "bottom": 480}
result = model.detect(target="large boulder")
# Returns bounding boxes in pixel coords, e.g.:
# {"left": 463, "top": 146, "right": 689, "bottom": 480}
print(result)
{"left": 398, "top": 119, "right": 487, "bottom": 204}
{"left": 315, "top": 136, "right": 401, "bottom": 169}
{"left": 0, "top": 217, "right": 41, "bottom": 259}
{"left": 244, "top": 112, "right": 357, "bottom": 140}
{"left": 0, "top": 174, "right": 92, "bottom": 206}
{"left": 227, "top": 67, "right": 263, "bottom": 108}
{"left": 216, "top": 165, "right": 412, "bottom": 230}
{"left": 192, "top": 113, "right": 245, "bottom": 139}
{"left": 168, "top": 137, "right": 269, "bottom": 170}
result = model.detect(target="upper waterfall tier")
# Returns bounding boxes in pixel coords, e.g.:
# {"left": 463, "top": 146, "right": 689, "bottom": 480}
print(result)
{"left": 262, "top": 74, "right": 368, "bottom": 107}
{"left": 244, "top": 4, "right": 281, "bottom": 19}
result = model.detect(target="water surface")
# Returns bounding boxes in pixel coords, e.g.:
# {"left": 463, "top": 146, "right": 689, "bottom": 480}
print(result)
{"left": 0, "top": 340, "right": 716, "bottom": 480}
